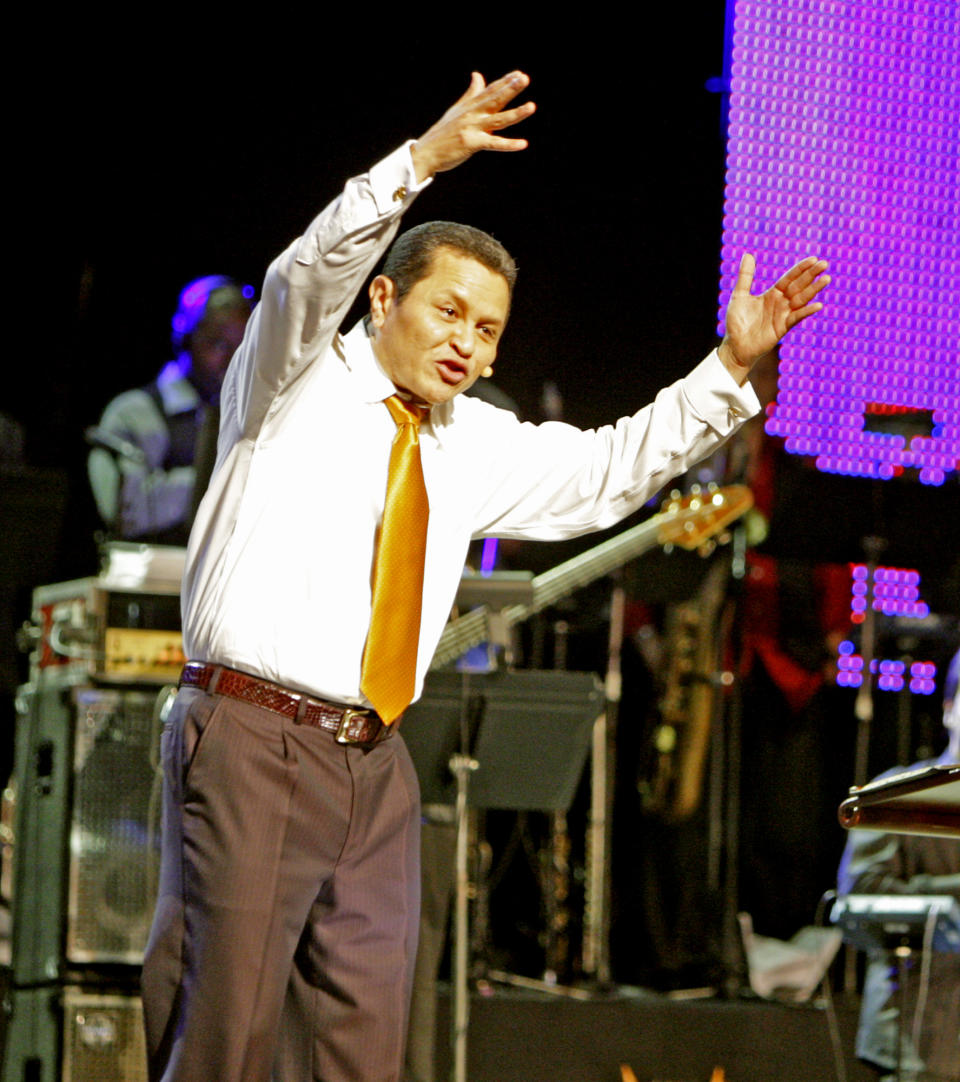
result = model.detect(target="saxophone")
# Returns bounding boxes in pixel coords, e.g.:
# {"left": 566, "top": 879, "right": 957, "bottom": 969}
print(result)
{"left": 643, "top": 556, "right": 730, "bottom": 822}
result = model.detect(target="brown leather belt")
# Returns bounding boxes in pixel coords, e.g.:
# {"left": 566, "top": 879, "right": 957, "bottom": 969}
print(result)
{"left": 178, "top": 662, "right": 393, "bottom": 746}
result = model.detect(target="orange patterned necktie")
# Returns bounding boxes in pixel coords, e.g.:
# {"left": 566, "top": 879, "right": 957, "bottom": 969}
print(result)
{"left": 360, "top": 395, "right": 430, "bottom": 723}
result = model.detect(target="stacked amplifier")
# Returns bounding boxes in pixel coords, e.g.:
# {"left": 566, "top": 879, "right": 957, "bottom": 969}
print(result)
{"left": 3, "top": 544, "right": 185, "bottom": 1082}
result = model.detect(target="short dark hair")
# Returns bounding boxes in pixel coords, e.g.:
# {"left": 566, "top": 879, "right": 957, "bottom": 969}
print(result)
{"left": 381, "top": 221, "right": 517, "bottom": 301}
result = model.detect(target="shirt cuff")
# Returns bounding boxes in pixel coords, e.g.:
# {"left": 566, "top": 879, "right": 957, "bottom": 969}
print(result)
{"left": 369, "top": 140, "right": 432, "bottom": 217}
{"left": 682, "top": 349, "right": 762, "bottom": 432}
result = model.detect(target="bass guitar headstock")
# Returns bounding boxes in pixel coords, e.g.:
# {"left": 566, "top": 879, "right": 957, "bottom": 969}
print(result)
{"left": 657, "top": 483, "right": 754, "bottom": 555}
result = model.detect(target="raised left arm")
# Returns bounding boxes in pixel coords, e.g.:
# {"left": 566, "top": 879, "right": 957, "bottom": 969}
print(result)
{"left": 719, "top": 254, "right": 830, "bottom": 384}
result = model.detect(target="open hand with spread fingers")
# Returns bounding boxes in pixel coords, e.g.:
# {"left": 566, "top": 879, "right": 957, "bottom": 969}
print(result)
{"left": 411, "top": 71, "right": 536, "bottom": 183}
{"left": 718, "top": 254, "right": 830, "bottom": 383}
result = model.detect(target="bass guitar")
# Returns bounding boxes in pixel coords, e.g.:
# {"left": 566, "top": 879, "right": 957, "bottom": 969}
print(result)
{"left": 430, "top": 484, "right": 753, "bottom": 670}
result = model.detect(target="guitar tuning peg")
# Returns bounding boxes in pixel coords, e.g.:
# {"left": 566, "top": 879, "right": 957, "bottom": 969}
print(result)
{"left": 697, "top": 538, "right": 717, "bottom": 558}
{"left": 690, "top": 483, "right": 702, "bottom": 495}
{"left": 706, "top": 481, "right": 718, "bottom": 494}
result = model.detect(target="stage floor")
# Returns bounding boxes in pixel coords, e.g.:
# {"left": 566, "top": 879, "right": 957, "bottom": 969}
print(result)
{"left": 0, "top": 960, "right": 876, "bottom": 1082}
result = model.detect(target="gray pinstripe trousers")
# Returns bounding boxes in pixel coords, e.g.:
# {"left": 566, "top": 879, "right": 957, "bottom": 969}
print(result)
{"left": 142, "top": 686, "right": 421, "bottom": 1081}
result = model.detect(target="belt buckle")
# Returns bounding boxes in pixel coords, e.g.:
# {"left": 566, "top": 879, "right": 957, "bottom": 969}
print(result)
{"left": 336, "top": 708, "right": 371, "bottom": 745}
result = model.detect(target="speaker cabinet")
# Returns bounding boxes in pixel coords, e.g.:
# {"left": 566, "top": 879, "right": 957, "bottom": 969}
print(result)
{"left": 66, "top": 688, "right": 161, "bottom": 964}
{"left": 10, "top": 681, "right": 162, "bottom": 983}
{"left": 61, "top": 989, "right": 147, "bottom": 1082}
{"left": 2, "top": 986, "right": 146, "bottom": 1082}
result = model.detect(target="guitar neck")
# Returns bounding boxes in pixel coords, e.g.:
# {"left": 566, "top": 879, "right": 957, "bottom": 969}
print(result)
{"left": 428, "top": 485, "right": 751, "bottom": 672}
{"left": 522, "top": 516, "right": 663, "bottom": 614}
{"left": 429, "top": 516, "right": 662, "bottom": 670}
{"left": 430, "top": 606, "right": 491, "bottom": 671}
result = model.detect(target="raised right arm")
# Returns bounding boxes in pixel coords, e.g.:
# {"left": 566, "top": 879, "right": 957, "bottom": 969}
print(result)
{"left": 225, "top": 71, "right": 535, "bottom": 439}
{"left": 227, "top": 144, "right": 425, "bottom": 438}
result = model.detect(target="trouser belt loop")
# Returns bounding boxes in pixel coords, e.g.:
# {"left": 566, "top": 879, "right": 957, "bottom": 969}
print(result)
{"left": 206, "top": 665, "right": 224, "bottom": 696}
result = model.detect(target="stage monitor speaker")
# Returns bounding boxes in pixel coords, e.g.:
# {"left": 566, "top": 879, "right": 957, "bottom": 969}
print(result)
{"left": 67, "top": 687, "right": 162, "bottom": 964}
{"left": 10, "top": 680, "right": 163, "bottom": 984}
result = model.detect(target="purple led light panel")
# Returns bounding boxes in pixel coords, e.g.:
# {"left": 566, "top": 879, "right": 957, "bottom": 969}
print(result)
{"left": 837, "top": 564, "right": 938, "bottom": 693}
{"left": 720, "top": 1, "right": 959, "bottom": 484}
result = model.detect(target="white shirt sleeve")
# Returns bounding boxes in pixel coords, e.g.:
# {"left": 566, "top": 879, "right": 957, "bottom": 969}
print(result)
{"left": 220, "top": 143, "right": 428, "bottom": 442}
{"left": 435, "top": 350, "right": 760, "bottom": 541}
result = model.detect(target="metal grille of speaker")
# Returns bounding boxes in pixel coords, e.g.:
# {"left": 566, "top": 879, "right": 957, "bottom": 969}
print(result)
{"left": 61, "top": 989, "right": 147, "bottom": 1082}
{"left": 67, "top": 688, "right": 162, "bottom": 963}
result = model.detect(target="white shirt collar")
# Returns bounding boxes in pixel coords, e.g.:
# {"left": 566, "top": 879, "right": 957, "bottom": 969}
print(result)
{"left": 339, "top": 321, "right": 398, "bottom": 405}
{"left": 339, "top": 320, "right": 464, "bottom": 444}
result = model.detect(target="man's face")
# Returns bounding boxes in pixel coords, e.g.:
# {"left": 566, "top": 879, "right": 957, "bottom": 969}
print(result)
{"left": 189, "top": 308, "right": 248, "bottom": 403}
{"left": 368, "top": 248, "right": 511, "bottom": 406}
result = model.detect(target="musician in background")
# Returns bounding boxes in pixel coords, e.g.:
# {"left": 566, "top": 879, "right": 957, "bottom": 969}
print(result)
{"left": 88, "top": 275, "right": 252, "bottom": 544}
{"left": 838, "top": 648, "right": 960, "bottom": 1082}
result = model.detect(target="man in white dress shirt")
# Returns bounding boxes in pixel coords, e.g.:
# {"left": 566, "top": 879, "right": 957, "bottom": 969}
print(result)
{"left": 141, "top": 70, "right": 829, "bottom": 1082}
